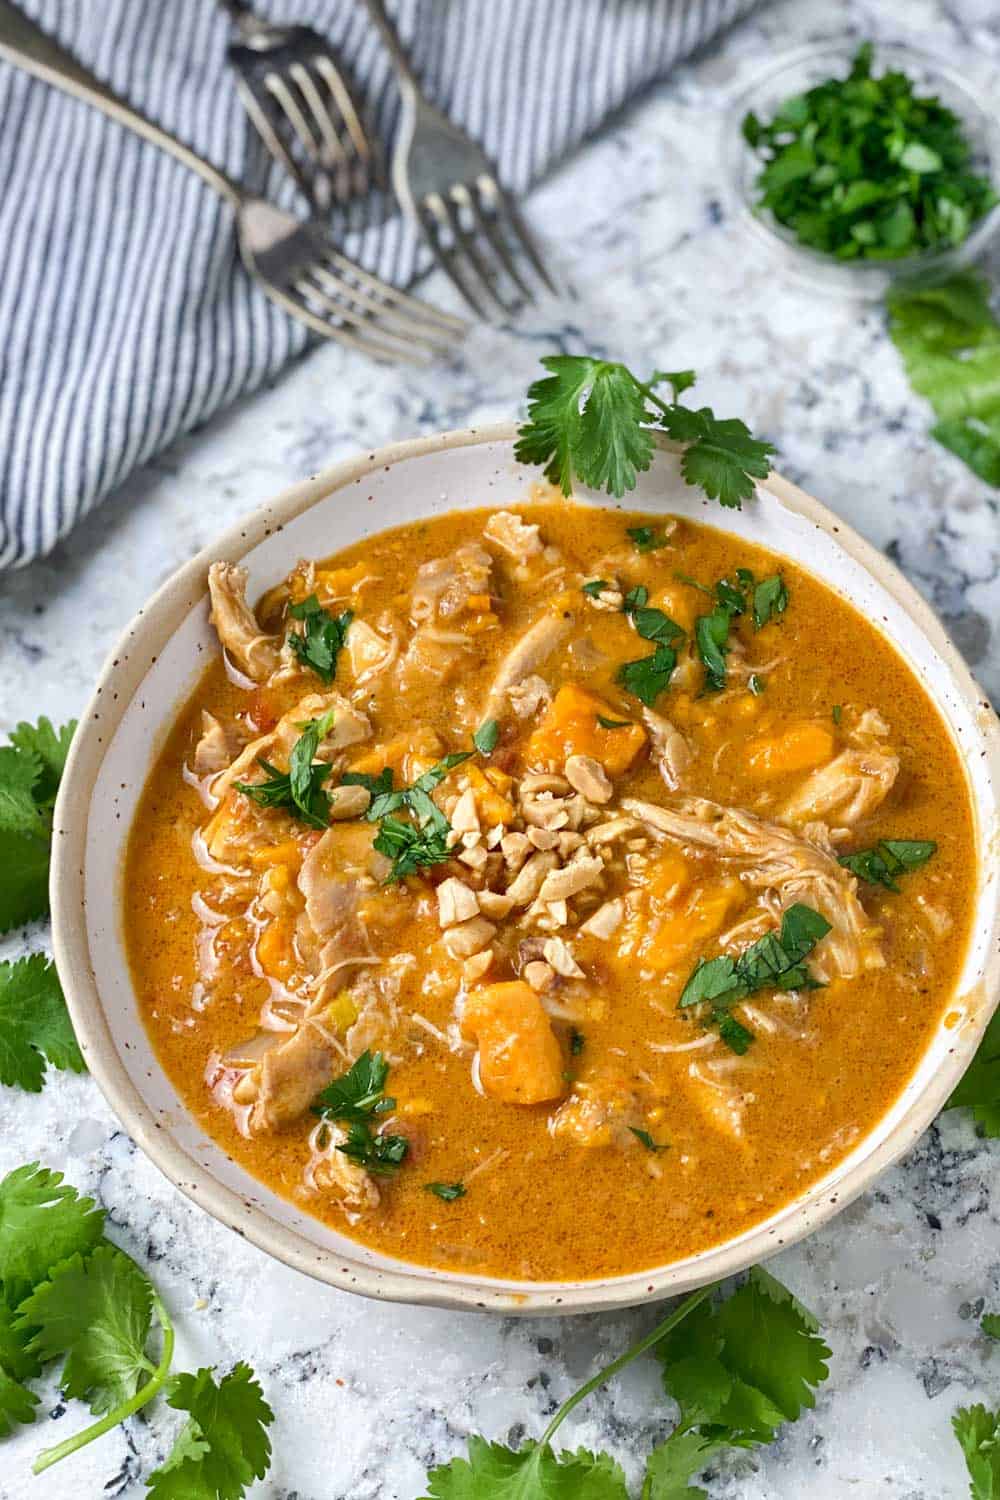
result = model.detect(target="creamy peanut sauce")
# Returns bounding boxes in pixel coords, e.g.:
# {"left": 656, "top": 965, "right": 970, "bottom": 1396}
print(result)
{"left": 125, "top": 503, "right": 975, "bottom": 1280}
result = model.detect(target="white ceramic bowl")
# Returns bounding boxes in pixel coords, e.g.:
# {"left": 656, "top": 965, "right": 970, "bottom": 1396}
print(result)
{"left": 52, "top": 425, "right": 1000, "bottom": 1315}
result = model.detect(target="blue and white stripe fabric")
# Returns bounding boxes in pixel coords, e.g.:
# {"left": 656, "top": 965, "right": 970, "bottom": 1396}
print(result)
{"left": 0, "top": 0, "right": 758, "bottom": 568}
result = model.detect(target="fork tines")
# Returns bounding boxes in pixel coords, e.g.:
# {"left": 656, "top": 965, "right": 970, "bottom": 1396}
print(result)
{"left": 231, "top": 32, "right": 376, "bottom": 215}
{"left": 288, "top": 239, "right": 466, "bottom": 363}
{"left": 417, "top": 172, "right": 556, "bottom": 321}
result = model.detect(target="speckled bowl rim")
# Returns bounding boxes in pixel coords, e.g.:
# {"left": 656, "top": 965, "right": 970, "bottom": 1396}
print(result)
{"left": 51, "top": 422, "right": 1000, "bottom": 1316}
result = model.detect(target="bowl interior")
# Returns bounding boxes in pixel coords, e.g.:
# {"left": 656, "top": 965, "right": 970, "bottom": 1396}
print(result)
{"left": 57, "top": 430, "right": 1000, "bottom": 1313}
{"left": 723, "top": 41, "right": 1000, "bottom": 299}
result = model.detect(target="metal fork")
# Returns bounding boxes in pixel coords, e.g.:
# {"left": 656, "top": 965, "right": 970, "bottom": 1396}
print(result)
{"left": 359, "top": 0, "right": 557, "bottom": 321}
{"left": 0, "top": 0, "right": 464, "bottom": 364}
{"left": 218, "top": 0, "right": 380, "bottom": 219}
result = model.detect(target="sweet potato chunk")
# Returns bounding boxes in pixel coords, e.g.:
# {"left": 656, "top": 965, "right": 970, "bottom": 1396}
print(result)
{"left": 527, "top": 684, "right": 647, "bottom": 775}
{"left": 744, "top": 722, "right": 835, "bottom": 779}
{"left": 462, "top": 981, "right": 565, "bottom": 1104}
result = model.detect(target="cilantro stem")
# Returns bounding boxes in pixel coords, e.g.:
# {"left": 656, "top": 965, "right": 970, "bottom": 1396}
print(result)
{"left": 539, "top": 1281, "right": 718, "bottom": 1448}
{"left": 32, "top": 1287, "right": 175, "bottom": 1474}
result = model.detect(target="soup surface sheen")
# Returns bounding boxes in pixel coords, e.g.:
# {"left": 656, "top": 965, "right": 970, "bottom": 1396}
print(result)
{"left": 125, "top": 501, "right": 974, "bottom": 1281}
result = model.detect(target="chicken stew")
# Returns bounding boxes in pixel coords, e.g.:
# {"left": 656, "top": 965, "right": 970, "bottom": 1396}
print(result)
{"left": 125, "top": 502, "right": 975, "bottom": 1280}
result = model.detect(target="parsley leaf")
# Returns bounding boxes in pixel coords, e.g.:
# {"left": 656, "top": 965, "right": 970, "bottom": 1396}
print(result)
{"left": 679, "top": 904, "right": 830, "bottom": 1051}
{"left": 287, "top": 594, "right": 353, "bottom": 683}
{"left": 953, "top": 1404, "right": 1000, "bottom": 1500}
{"left": 234, "top": 712, "right": 334, "bottom": 829}
{"left": 425, "top": 1182, "right": 466, "bottom": 1202}
{"left": 145, "top": 1362, "right": 274, "bottom": 1500}
{"left": 947, "top": 1009, "right": 1000, "bottom": 1137}
{"left": 618, "top": 645, "right": 678, "bottom": 707}
{"left": 17, "top": 1244, "right": 154, "bottom": 1416}
{"left": 516, "top": 355, "right": 774, "bottom": 506}
{"left": 313, "top": 1050, "right": 394, "bottom": 1122}
{"left": 0, "top": 955, "right": 85, "bottom": 1092}
{"left": 839, "top": 838, "right": 936, "bottom": 891}
{"left": 627, "top": 525, "right": 669, "bottom": 554}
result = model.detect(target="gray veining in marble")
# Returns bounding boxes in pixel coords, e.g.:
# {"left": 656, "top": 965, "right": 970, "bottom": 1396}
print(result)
{"left": 1, "top": 0, "right": 999, "bottom": 1495}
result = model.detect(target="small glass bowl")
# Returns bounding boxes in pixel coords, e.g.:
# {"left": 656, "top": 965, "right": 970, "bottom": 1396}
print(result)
{"left": 722, "top": 40, "right": 1000, "bottom": 299}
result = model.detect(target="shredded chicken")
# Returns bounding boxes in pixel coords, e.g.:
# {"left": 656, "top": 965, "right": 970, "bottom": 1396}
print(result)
{"left": 210, "top": 691, "right": 371, "bottom": 802}
{"left": 192, "top": 711, "right": 241, "bottom": 776}
{"left": 643, "top": 708, "right": 695, "bottom": 791}
{"left": 483, "top": 611, "right": 574, "bottom": 720}
{"left": 780, "top": 745, "right": 899, "bottom": 828}
{"left": 484, "top": 510, "right": 544, "bottom": 562}
{"left": 207, "top": 562, "right": 282, "bottom": 681}
{"left": 622, "top": 793, "right": 882, "bottom": 978}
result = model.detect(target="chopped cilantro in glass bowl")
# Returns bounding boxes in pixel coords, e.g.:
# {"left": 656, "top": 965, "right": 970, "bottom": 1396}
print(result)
{"left": 724, "top": 41, "right": 1000, "bottom": 298}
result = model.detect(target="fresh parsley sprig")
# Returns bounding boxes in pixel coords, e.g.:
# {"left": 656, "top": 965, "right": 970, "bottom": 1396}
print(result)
{"left": 679, "top": 903, "right": 831, "bottom": 1053}
{"left": 515, "top": 357, "right": 774, "bottom": 506}
{"left": 287, "top": 594, "right": 353, "bottom": 683}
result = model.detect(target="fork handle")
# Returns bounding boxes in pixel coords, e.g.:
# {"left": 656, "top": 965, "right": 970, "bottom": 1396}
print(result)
{"left": 356, "top": 0, "right": 421, "bottom": 97}
{"left": 0, "top": 0, "right": 242, "bottom": 206}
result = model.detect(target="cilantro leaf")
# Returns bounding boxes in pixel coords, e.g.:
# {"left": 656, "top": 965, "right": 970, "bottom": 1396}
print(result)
{"left": 642, "top": 1431, "right": 722, "bottom": 1499}
{"left": 694, "top": 608, "right": 731, "bottom": 693}
{"left": 752, "top": 575, "right": 788, "bottom": 629}
{"left": 947, "top": 1009, "right": 1000, "bottom": 1136}
{"left": 516, "top": 355, "right": 773, "bottom": 507}
{"left": 422, "top": 1437, "right": 630, "bottom": 1500}
{"left": 582, "top": 579, "right": 611, "bottom": 598}
{"left": 234, "top": 713, "right": 333, "bottom": 829}
{"left": 313, "top": 1050, "right": 394, "bottom": 1122}
{"left": 597, "top": 716, "right": 632, "bottom": 730}
{"left": 0, "top": 828, "right": 51, "bottom": 933}
{"left": 287, "top": 594, "right": 353, "bottom": 683}
{"left": 630, "top": 1127, "right": 669, "bottom": 1153}
{"left": 656, "top": 1268, "right": 830, "bottom": 1451}
{"left": 954, "top": 1404, "right": 1000, "bottom": 1500}
{"left": 983, "top": 1314, "right": 1000, "bottom": 1340}
{"left": 617, "top": 645, "right": 678, "bottom": 707}
{"left": 425, "top": 1182, "right": 466, "bottom": 1201}
{"left": 0, "top": 747, "right": 46, "bottom": 837}
{"left": 145, "top": 1362, "right": 274, "bottom": 1500}
{"left": 0, "top": 1364, "right": 38, "bottom": 1436}
{"left": 659, "top": 407, "right": 774, "bottom": 509}
{"left": 9, "top": 719, "right": 76, "bottom": 808}
{"left": 473, "top": 720, "right": 500, "bottom": 755}
{"left": 627, "top": 525, "right": 669, "bottom": 554}
{"left": 17, "top": 1244, "right": 153, "bottom": 1416}
{"left": 341, "top": 767, "right": 394, "bottom": 798}
{"left": 373, "top": 815, "right": 451, "bottom": 882}
{"left": 0, "top": 955, "right": 85, "bottom": 1092}
{"left": 652, "top": 369, "right": 697, "bottom": 402}
{"left": 338, "top": 1120, "right": 409, "bottom": 1175}
{"left": 679, "top": 904, "right": 830, "bottom": 1051}
{"left": 839, "top": 838, "right": 936, "bottom": 891}
{"left": 0, "top": 1165, "right": 103, "bottom": 1307}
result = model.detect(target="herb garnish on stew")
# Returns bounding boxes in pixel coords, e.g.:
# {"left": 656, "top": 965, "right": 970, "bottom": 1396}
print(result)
{"left": 313, "top": 1051, "right": 409, "bottom": 1175}
{"left": 287, "top": 593, "right": 353, "bottom": 683}
{"left": 839, "top": 838, "right": 936, "bottom": 890}
{"left": 680, "top": 903, "right": 832, "bottom": 1053}
{"left": 234, "top": 710, "right": 334, "bottom": 828}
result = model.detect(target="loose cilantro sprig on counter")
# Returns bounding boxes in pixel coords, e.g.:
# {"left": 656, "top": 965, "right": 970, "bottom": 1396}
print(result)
{"left": 946, "top": 1009, "right": 1000, "bottom": 1138}
{"left": 0, "top": 1161, "right": 274, "bottom": 1494}
{"left": 420, "top": 1269, "right": 829, "bottom": 1499}
{"left": 839, "top": 838, "right": 936, "bottom": 891}
{"left": 679, "top": 903, "right": 831, "bottom": 1053}
{"left": 742, "top": 42, "right": 997, "bottom": 262}
{"left": 515, "top": 357, "right": 774, "bottom": 505}
{"left": 287, "top": 593, "right": 353, "bottom": 683}
{"left": 0, "top": 717, "right": 76, "bottom": 933}
{"left": 0, "top": 956, "right": 84, "bottom": 1093}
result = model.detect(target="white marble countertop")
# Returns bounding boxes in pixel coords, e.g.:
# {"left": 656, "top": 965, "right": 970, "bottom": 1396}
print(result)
{"left": 2, "top": 0, "right": 1000, "bottom": 1495}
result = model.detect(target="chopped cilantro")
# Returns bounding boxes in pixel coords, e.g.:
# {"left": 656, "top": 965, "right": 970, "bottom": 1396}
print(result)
{"left": 743, "top": 43, "right": 997, "bottom": 263}
{"left": 313, "top": 1052, "right": 408, "bottom": 1177}
{"left": 569, "top": 1029, "right": 586, "bottom": 1055}
{"left": 629, "top": 1127, "right": 669, "bottom": 1154}
{"left": 627, "top": 525, "right": 669, "bottom": 553}
{"left": 514, "top": 355, "right": 774, "bottom": 506}
{"left": 373, "top": 816, "right": 451, "bottom": 882}
{"left": 832, "top": 703, "right": 843, "bottom": 725}
{"left": 338, "top": 1120, "right": 409, "bottom": 1175}
{"left": 617, "top": 644, "right": 678, "bottom": 707}
{"left": 287, "top": 594, "right": 353, "bottom": 683}
{"left": 752, "top": 573, "right": 789, "bottom": 628}
{"left": 473, "top": 719, "right": 500, "bottom": 755}
{"left": 582, "top": 578, "right": 611, "bottom": 598}
{"left": 839, "top": 838, "right": 936, "bottom": 891}
{"left": 596, "top": 715, "right": 632, "bottom": 730}
{"left": 694, "top": 606, "right": 732, "bottom": 693}
{"left": 341, "top": 767, "right": 394, "bottom": 798}
{"left": 234, "top": 711, "right": 334, "bottom": 829}
{"left": 425, "top": 1182, "right": 466, "bottom": 1202}
{"left": 679, "top": 903, "right": 831, "bottom": 1051}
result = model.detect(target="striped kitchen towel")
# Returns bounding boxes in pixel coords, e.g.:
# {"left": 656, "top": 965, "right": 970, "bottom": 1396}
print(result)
{"left": 0, "top": 0, "right": 759, "bottom": 569}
